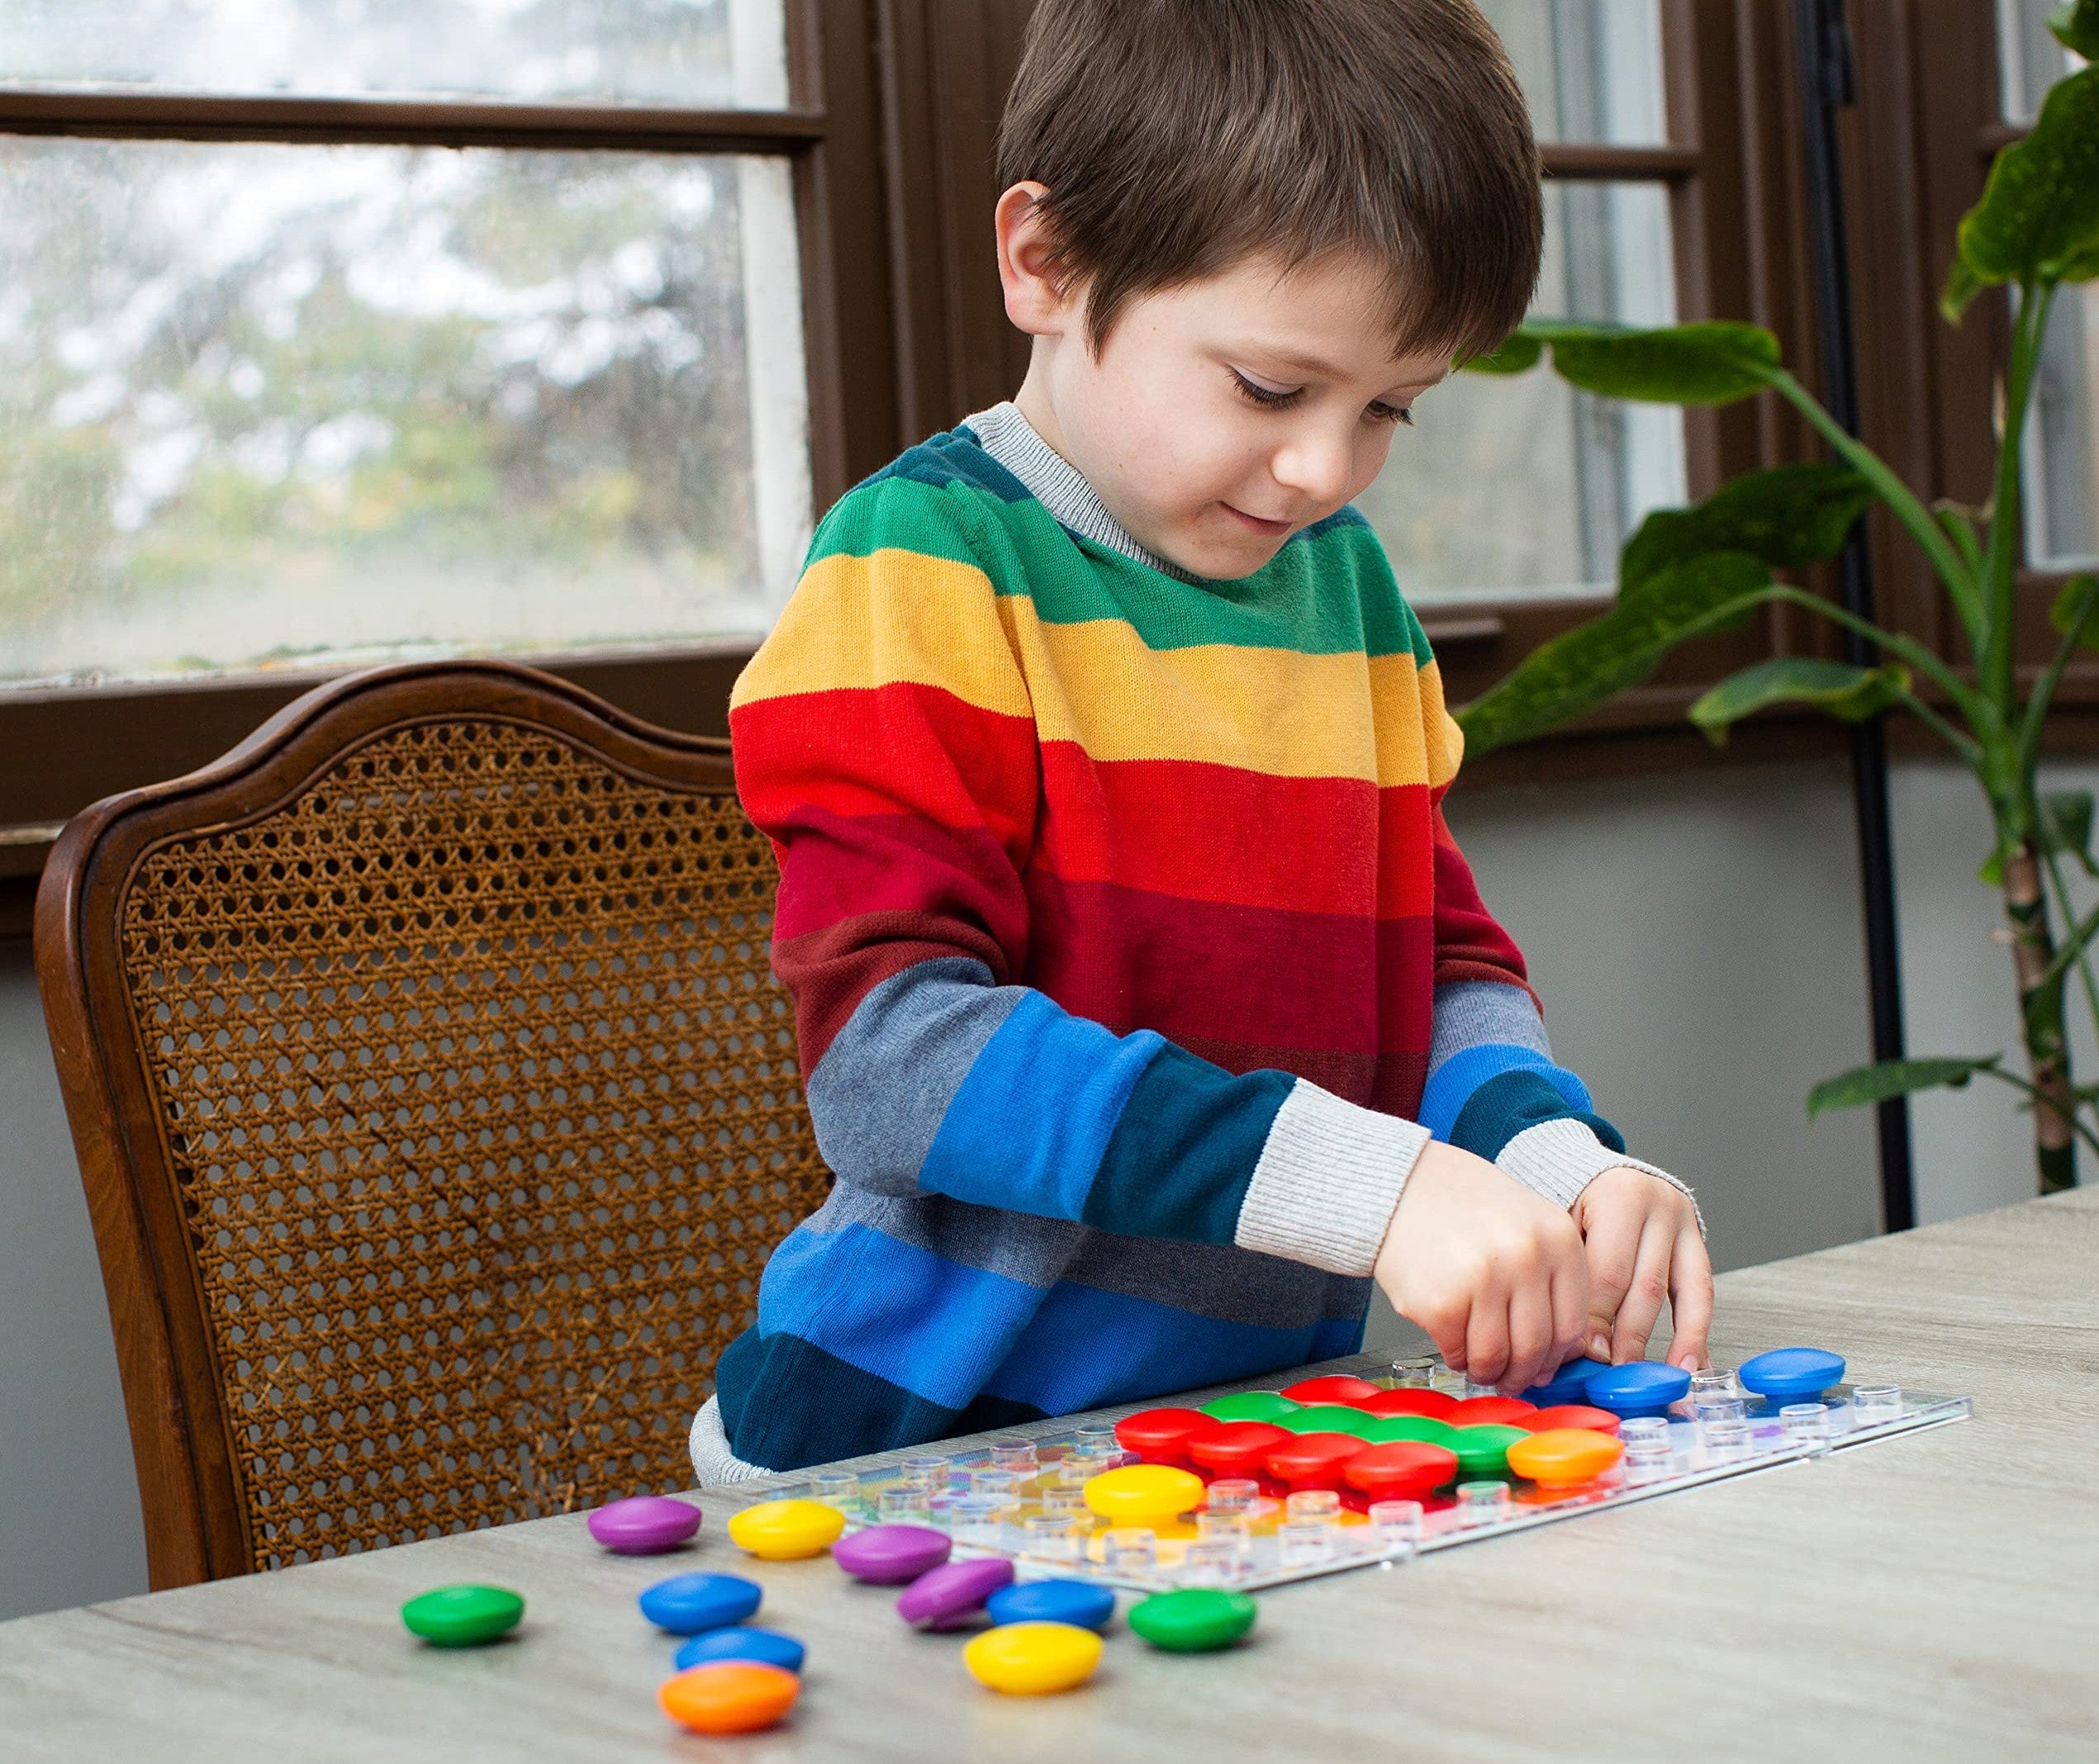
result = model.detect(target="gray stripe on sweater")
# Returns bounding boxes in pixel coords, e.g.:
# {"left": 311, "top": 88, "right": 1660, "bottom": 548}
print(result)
{"left": 799, "top": 1181, "right": 1365, "bottom": 1330}
{"left": 804, "top": 956, "right": 1025, "bottom": 1197}
{"left": 1427, "top": 979, "right": 1551, "bottom": 1077}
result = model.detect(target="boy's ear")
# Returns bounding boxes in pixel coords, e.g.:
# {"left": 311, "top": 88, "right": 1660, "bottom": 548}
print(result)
{"left": 994, "top": 182, "right": 1077, "bottom": 338}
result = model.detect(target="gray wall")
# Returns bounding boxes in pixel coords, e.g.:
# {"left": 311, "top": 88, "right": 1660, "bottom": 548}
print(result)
{"left": 0, "top": 754, "right": 2074, "bottom": 1620}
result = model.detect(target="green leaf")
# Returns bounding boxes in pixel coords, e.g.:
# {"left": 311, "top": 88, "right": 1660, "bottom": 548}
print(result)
{"left": 1688, "top": 658, "right": 1911, "bottom": 744}
{"left": 1456, "top": 552, "right": 1774, "bottom": 754}
{"left": 1525, "top": 320, "right": 1783, "bottom": 405}
{"left": 1456, "top": 331, "right": 1543, "bottom": 375}
{"left": 2048, "top": 573, "right": 2099, "bottom": 650}
{"left": 1620, "top": 462, "right": 1873, "bottom": 595}
{"left": 2039, "top": 789, "right": 2099, "bottom": 875}
{"left": 2052, "top": 0, "right": 2099, "bottom": 59}
{"left": 1807, "top": 1055, "right": 2002, "bottom": 1120}
{"left": 1940, "top": 253, "right": 1986, "bottom": 323}
{"left": 1954, "top": 66, "right": 2099, "bottom": 292}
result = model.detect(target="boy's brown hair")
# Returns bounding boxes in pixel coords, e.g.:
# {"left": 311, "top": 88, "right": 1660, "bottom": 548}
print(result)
{"left": 996, "top": 0, "right": 1542, "bottom": 362}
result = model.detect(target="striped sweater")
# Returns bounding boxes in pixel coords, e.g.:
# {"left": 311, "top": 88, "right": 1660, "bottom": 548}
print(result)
{"left": 710, "top": 402, "right": 1669, "bottom": 1474}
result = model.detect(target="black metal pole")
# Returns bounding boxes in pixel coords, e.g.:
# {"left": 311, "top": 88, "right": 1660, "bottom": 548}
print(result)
{"left": 1795, "top": 0, "right": 1916, "bottom": 1232}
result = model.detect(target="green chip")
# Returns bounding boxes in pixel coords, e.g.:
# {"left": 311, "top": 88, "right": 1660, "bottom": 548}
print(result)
{"left": 1272, "top": 1404, "right": 1376, "bottom": 1437}
{"left": 1199, "top": 1392, "right": 1301, "bottom": 1424}
{"left": 1448, "top": 1424, "right": 1528, "bottom": 1482}
{"left": 1356, "top": 1415, "right": 1460, "bottom": 1448}
{"left": 401, "top": 1584, "right": 525, "bottom": 1647}
{"left": 1128, "top": 1587, "right": 1258, "bottom": 1653}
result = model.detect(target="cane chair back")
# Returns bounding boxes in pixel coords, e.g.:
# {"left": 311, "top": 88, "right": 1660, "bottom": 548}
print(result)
{"left": 35, "top": 661, "right": 826, "bottom": 1587}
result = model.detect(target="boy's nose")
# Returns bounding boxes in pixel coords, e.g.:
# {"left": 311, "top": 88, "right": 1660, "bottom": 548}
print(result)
{"left": 1270, "top": 434, "right": 1355, "bottom": 507}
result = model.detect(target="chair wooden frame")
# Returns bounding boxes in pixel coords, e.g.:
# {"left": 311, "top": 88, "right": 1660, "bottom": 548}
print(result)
{"left": 35, "top": 659, "right": 806, "bottom": 1588}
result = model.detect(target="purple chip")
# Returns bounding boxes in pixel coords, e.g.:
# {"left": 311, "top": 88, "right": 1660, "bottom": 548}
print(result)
{"left": 833, "top": 1524, "right": 952, "bottom": 1585}
{"left": 586, "top": 1495, "right": 703, "bottom": 1555}
{"left": 895, "top": 1556, "right": 1014, "bottom": 1630}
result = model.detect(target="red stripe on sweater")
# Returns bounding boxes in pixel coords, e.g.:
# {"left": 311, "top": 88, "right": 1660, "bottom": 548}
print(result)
{"left": 1428, "top": 808, "right": 1535, "bottom": 1005}
{"left": 1034, "top": 746, "right": 1435, "bottom": 919}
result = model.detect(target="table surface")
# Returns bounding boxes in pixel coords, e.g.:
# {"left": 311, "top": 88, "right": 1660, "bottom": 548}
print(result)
{"left": 6, "top": 1190, "right": 2099, "bottom": 1764}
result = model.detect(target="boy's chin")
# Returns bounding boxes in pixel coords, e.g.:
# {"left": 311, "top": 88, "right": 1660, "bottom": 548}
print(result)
{"left": 1155, "top": 523, "right": 1292, "bottom": 583}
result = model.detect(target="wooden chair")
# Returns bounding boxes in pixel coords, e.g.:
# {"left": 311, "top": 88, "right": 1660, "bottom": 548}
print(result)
{"left": 34, "top": 660, "right": 829, "bottom": 1589}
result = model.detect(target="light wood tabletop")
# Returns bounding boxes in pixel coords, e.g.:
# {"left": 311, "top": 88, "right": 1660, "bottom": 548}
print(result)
{"left": 5, "top": 1189, "right": 2097, "bottom": 1764}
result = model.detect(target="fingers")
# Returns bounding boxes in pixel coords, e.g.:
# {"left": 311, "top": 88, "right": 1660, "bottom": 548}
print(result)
{"left": 1664, "top": 1223, "right": 1715, "bottom": 1370}
{"left": 1498, "top": 1279, "right": 1558, "bottom": 1396}
{"left": 1550, "top": 1248, "right": 1591, "bottom": 1374}
{"left": 1463, "top": 1290, "right": 1511, "bottom": 1388}
{"left": 1579, "top": 1205, "right": 1643, "bottom": 1363}
{"left": 1608, "top": 1216, "right": 1674, "bottom": 1366}
{"left": 1423, "top": 1300, "right": 1472, "bottom": 1377}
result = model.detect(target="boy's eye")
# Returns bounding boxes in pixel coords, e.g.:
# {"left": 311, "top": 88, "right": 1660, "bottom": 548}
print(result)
{"left": 1367, "top": 401, "right": 1414, "bottom": 427}
{"left": 1230, "top": 369, "right": 1303, "bottom": 410}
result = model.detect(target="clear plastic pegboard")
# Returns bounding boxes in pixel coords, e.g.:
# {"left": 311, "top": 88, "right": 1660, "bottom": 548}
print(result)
{"left": 762, "top": 1365, "right": 1972, "bottom": 1595}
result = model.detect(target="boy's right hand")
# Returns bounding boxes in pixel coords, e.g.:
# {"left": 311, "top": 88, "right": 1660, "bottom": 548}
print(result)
{"left": 1373, "top": 1140, "right": 1590, "bottom": 1394}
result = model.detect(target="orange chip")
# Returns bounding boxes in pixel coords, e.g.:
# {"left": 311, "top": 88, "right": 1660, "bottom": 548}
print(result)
{"left": 1504, "top": 1427, "right": 1625, "bottom": 1490}
{"left": 660, "top": 1662, "right": 800, "bottom": 1734}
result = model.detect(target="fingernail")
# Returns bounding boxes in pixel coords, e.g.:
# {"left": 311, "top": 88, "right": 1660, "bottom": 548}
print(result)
{"left": 1588, "top": 1333, "right": 1610, "bottom": 1359}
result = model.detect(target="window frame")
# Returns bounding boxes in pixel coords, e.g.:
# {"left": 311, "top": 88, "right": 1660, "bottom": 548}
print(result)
{"left": 1, "top": 1, "right": 2047, "bottom": 929}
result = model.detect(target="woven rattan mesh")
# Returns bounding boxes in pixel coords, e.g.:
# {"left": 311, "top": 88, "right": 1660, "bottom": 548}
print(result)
{"left": 116, "top": 716, "right": 827, "bottom": 1567}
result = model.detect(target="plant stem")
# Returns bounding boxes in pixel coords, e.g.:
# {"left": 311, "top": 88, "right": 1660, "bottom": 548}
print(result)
{"left": 2040, "top": 842, "right": 2099, "bottom": 1049}
{"left": 1981, "top": 282, "right": 2056, "bottom": 724}
{"left": 1764, "top": 368, "right": 1981, "bottom": 643}
{"left": 2002, "top": 841, "right": 2078, "bottom": 1193}
{"left": 1976, "top": 1065, "right": 2099, "bottom": 1161}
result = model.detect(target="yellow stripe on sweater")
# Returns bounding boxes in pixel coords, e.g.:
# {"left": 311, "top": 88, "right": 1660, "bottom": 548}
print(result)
{"left": 736, "top": 547, "right": 1446, "bottom": 787}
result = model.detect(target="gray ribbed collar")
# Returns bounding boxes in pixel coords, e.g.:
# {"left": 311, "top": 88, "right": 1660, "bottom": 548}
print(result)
{"left": 962, "top": 401, "right": 1199, "bottom": 582}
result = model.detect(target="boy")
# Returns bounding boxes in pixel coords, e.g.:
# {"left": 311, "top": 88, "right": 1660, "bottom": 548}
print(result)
{"left": 695, "top": 0, "right": 1709, "bottom": 1480}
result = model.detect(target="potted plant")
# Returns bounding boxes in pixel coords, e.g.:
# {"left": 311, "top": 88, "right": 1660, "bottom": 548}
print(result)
{"left": 1455, "top": 7, "right": 2099, "bottom": 1194}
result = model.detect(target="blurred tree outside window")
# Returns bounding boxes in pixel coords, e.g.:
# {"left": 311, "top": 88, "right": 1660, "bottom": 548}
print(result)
{"left": 1359, "top": 0, "right": 1686, "bottom": 606}
{"left": 0, "top": 1, "right": 810, "bottom": 688}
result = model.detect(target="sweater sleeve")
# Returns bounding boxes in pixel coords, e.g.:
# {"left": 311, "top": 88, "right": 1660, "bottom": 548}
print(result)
{"left": 1416, "top": 703, "right": 1700, "bottom": 1229}
{"left": 731, "top": 469, "right": 1429, "bottom": 1278}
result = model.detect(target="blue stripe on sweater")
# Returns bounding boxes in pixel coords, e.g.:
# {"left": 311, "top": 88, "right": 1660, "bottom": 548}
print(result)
{"left": 1418, "top": 1043, "right": 1592, "bottom": 1142}
{"left": 919, "top": 988, "right": 1167, "bottom": 1221}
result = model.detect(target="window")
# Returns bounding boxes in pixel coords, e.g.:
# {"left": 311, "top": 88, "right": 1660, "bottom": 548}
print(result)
{"left": 1359, "top": 0, "right": 1688, "bottom": 606}
{"left": 0, "top": 2, "right": 813, "bottom": 687}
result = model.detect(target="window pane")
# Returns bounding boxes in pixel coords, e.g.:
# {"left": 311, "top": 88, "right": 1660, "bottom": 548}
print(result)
{"left": 1997, "top": 0, "right": 2087, "bottom": 124}
{"left": 0, "top": 139, "right": 811, "bottom": 686}
{"left": 1357, "top": 181, "right": 1684, "bottom": 606}
{"left": 1480, "top": 0, "right": 1667, "bottom": 145}
{"left": 2025, "top": 282, "right": 2099, "bottom": 568}
{"left": 0, "top": 0, "right": 788, "bottom": 109}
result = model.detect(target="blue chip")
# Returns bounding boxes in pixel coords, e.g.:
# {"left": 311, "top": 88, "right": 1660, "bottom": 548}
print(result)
{"left": 673, "top": 1625, "right": 806, "bottom": 1674}
{"left": 1521, "top": 1357, "right": 1612, "bottom": 1408}
{"left": 639, "top": 1572, "right": 762, "bottom": 1636}
{"left": 1737, "top": 1347, "right": 1846, "bottom": 1406}
{"left": 1585, "top": 1360, "right": 1691, "bottom": 1419}
{"left": 985, "top": 1578, "right": 1117, "bottom": 1633}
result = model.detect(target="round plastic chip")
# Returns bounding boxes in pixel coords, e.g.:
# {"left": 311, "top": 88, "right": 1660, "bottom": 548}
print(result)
{"left": 674, "top": 1627, "right": 807, "bottom": 1675}
{"left": 1522, "top": 1357, "right": 1612, "bottom": 1407}
{"left": 726, "top": 1498, "right": 847, "bottom": 1561}
{"left": 1115, "top": 1407, "right": 1217, "bottom": 1463}
{"left": 1273, "top": 1404, "right": 1378, "bottom": 1437}
{"left": 1082, "top": 1463, "right": 1204, "bottom": 1528}
{"left": 1199, "top": 1391, "right": 1301, "bottom": 1424}
{"left": 1128, "top": 1587, "right": 1258, "bottom": 1653}
{"left": 1356, "top": 1414, "right": 1460, "bottom": 1448}
{"left": 963, "top": 1620, "right": 1104, "bottom": 1695}
{"left": 1447, "top": 1424, "right": 1529, "bottom": 1482}
{"left": 1585, "top": 1362, "right": 1693, "bottom": 1420}
{"left": 1281, "top": 1375, "right": 1383, "bottom": 1405}
{"left": 986, "top": 1578, "right": 1117, "bottom": 1633}
{"left": 400, "top": 1584, "right": 523, "bottom": 1647}
{"left": 1261, "top": 1431, "right": 1370, "bottom": 1489}
{"left": 1447, "top": 1396, "right": 1537, "bottom": 1427}
{"left": 658, "top": 1662, "right": 799, "bottom": 1734}
{"left": 586, "top": 1495, "right": 701, "bottom": 1555}
{"left": 834, "top": 1523, "right": 952, "bottom": 1584}
{"left": 1738, "top": 1347, "right": 1847, "bottom": 1406}
{"left": 639, "top": 1572, "right": 763, "bottom": 1636}
{"left": 1185, "top": 1420, "right": 1293, "bottom": 1478}
{"left": 1352, "top": 1387, "right": 1460, "bottom": 1420}
{"left": 1522, "top": 1404, "right": 1622, "bottom": 1435}
{"left": 1342, "top": 1440, "right": 1460, "bottom": 1502}
{"left": 1505, "top": 1427, "right": 1626, "bottom": 1489}
{"left": 896, "top": 1557, "right": 1016, "bottom": 1631}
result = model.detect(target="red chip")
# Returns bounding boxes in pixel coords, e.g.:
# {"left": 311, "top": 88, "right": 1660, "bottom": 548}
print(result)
{"left": 1262, "top": 1431, "right": 1370, "bottom": 1489}
{"left": 1114, "top": 1407, "right": 1217, "bottom": 1463}
{"left": 1185, "top": 1420, "right": 1291, "bottom": 1477}
{"left": 1351, "top": 1387, "right": 1460, "bottom": 1419}
{"left": 1522, "top": 1404, "right": 1622, "bottom": 1435}
{"left": 1447, "top": 1396, "right": 1538, "bottom": 1426}
{"left": 1281, "top": 1375, "right": 1384, "bottom": 1406}
{"left": 1342, "top": 1440, "right": 1460, "bottom": 1501}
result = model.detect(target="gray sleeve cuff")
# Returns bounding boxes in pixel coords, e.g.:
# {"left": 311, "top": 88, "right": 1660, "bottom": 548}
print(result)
{"left": 1497, "top": 1118, "right": 1705, "bottom": 1237}
{"left": 1232, "top": 1079, "right": 1432, "bottom": 1276}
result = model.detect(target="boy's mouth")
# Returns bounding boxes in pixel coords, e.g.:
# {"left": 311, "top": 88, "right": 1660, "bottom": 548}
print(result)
{"left": 1222, "top": 504, "right": 1294, "bottom": 538}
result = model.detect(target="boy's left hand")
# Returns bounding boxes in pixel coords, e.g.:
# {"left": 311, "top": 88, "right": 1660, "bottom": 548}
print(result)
{"left": 1571, "top": 1168, "right": 1712, "bottom": 1371}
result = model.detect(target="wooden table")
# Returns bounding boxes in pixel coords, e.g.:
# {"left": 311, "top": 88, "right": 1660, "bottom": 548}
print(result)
{"left": 6, "top": 1191, "right": 2098, "bottom": 1763}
